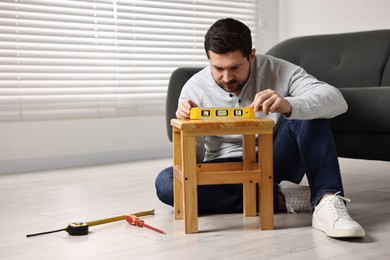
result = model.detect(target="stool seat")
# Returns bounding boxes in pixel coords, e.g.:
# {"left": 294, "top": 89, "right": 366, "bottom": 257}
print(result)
{"left": 171, "top": 118, "right": 274, "bottom": 233}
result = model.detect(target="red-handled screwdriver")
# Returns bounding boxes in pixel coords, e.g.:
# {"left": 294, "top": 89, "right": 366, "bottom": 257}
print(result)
{"left": 125, "top": 215, "right": 166, "bottom": 234}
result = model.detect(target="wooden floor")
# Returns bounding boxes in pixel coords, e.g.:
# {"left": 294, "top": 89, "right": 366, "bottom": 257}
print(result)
{"left": 0, "top": 158, "right": 389, "bottom": 260}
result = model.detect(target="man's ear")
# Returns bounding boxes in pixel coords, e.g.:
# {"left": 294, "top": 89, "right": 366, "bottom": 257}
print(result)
{"left": 249, "top": 48, "right": 256, "bottom": 63}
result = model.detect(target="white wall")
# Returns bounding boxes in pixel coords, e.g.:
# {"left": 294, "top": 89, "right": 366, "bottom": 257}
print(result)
{"left": 279, "top": 0, "right": 390, "bottom": 41}
{"left": 0, "top": 116, "right": 171, "bottom": 174}
{"left": 256, "top": 0, "right": 280, "bottom": 54}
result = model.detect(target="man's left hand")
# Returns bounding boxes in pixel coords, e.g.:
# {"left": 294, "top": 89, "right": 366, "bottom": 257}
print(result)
{"left": 250, "top": 89, "right": 292, "bottom": 117}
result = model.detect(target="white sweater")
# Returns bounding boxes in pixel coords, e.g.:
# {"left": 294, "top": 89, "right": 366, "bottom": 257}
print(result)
{"left": 179, "top": 54, "right": 348, "bottom": 161}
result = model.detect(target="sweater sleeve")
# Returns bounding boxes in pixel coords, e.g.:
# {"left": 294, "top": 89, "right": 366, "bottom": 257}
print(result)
{"left": 177, "top": 68, "right": 210, "bottom": 107}
{"left": 284, "top": 67, "right": 348, "bottom": 120}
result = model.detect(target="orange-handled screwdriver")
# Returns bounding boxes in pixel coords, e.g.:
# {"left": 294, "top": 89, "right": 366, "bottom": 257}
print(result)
{"left": 125, "top": 215, "right": 166, "bottom": 234}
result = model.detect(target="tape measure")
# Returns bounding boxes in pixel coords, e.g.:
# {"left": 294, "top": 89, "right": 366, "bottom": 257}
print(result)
{"left": 26, "top": 209, "right": 155, "bottom": 237}
{"left": 190, "top": 107, "right": 255, "bottom": 120}
{"left": 67, "top": 222, "right": 89, "bottom": 236}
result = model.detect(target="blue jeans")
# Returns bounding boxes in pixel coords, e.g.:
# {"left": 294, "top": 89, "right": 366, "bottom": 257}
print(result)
{"left": 155, "top": 117, "right": 344, "bottom": 213}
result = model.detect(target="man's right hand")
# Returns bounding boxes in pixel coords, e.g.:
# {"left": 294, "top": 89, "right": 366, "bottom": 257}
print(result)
{"left": 176, "top": 100, "right": 198, "bottom": 119}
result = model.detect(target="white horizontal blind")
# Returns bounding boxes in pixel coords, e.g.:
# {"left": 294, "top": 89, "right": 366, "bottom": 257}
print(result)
{"left": 0, "top": 0, "right": 257, "bottom": 121}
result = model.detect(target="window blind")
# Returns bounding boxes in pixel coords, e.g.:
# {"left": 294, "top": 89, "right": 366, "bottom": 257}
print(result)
{"left": 0, "top": 0, "right": 258, "bottom": 121}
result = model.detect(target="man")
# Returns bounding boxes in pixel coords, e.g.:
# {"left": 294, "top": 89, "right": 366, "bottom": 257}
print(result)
{"left": 155, "top": 18, "right": 365, "bottom": 238}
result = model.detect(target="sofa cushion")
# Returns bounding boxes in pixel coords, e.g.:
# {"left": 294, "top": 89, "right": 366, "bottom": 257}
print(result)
{"left": 266, "top": 30, "right": 390, "bottom": 88}
{"left": 330, "top": 87, "right": 390, "bottom": 133}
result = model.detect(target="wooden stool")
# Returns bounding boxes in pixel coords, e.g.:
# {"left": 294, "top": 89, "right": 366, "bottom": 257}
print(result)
{"left": 171, "top": 118, "right": 274, "bottom": 233}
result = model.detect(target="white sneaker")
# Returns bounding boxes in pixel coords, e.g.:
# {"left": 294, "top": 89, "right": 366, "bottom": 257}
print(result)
{"left": 312, "top": 192, "right": 365, "bottom": 238}
{"left": 280, "top": 181, "right": 311, "bottom": 214}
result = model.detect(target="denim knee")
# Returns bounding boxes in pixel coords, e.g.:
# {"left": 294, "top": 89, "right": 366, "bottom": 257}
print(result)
{"left": 155, "top": 166, "right": 174, "bottom": 206}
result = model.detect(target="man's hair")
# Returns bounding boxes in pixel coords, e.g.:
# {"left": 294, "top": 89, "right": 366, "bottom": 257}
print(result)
{"left": 204, "top": 18, "right": 252, "bottom": 60}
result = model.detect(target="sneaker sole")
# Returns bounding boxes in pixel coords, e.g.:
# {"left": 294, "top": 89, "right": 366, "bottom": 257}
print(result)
{"left": 280, "top": 181, "right": 309, "bottom": 191}
{"left": 312, "top": 218, "right": 365, "bottom": 238}
{"left": 280, "top": 181, "right": 311, "bottom": 213}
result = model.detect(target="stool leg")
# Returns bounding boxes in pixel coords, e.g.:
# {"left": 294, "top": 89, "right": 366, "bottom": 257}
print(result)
{"left": 259, "top": 133, "right": 274, "bottom": 230}
{"left": 243, "top": 134, "right": 257, "bottom": 217}
{"left": 173, "top": 128, "right": 184, "bottom": 220}
{"left": 173, "top": 169, "right": 184, "bottom": 220}
{"left": 182, "top": 135, "right": 198, "bottom": 233}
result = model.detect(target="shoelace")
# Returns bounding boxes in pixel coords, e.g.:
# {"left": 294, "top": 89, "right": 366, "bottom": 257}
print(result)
{"left": 327, "top": 191, "right": 352, "bottom": 218}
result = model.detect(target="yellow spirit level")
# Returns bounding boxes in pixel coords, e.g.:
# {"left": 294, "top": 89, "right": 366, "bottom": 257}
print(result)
{"left": 190, "top": 107, "right": 255, "bottom": 120}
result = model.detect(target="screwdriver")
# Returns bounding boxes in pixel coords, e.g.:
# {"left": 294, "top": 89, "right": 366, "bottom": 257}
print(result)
{"left": 125, "top": 214, "right": 166, "bottom": 234}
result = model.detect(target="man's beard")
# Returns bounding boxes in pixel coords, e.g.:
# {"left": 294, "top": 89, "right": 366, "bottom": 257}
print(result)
{"left": 215, "top": 79, "right": 246, "bottom": 93}
{"left": 213, "top": 66, "right": 251, "bottom": 94}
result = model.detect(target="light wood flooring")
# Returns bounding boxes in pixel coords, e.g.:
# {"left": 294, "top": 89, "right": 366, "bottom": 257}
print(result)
{"left": 0, "top": 157, "right": 389, "bottom": 259}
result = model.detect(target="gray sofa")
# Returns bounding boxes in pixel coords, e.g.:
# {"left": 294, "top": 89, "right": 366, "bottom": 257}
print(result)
{"left": 166, "top": 30, "right": 390, "bottom": 162}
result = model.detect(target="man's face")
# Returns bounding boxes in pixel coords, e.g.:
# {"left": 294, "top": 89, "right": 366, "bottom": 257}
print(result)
{"left": 208, "top": 49, "right": 255, "bottom": 95}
